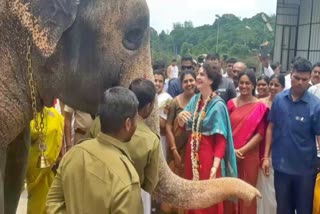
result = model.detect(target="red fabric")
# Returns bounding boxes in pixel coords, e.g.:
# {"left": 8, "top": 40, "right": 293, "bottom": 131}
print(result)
{"left": 213, "top": 134, "right": 226, "bottom": 159}
{"left": 227, "top": 100, "right": 268, "bottom": 149}
{"left": 224, "top": 147, "right": 260, "bottom": 214}
{"left": 184, "top": 134, "right": 226, "bottom": 214}
{"left": 225, "top": 100, "right": 268, "bottom": 214}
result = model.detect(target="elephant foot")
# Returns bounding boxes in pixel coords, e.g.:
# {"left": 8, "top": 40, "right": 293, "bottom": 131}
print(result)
{"left": 4, "top": 128, "right": 30, "bottom": 214}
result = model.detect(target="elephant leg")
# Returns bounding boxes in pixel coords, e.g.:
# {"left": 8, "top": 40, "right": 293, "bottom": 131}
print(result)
{"left": 0, "top": 145, "right": 7, "bottom": 214}
{"left": 4, "top": 128, "right": 30, "bottom": 214}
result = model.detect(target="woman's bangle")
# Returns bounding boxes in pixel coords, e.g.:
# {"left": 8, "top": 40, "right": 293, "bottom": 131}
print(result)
{"left": 170, "top": 146, "right": 177, "bottom": 151}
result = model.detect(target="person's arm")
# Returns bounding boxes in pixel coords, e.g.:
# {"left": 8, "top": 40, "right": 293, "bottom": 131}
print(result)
{"left": 46, "top": 165, "right": 66, "bottom": 214}
{"left": 160, "top": 117, "right": 166, "bottom": 130}
{"left": 238, "top": 133, "right": 263, "bottom": 156}
{"left": 317, "top": 136, "right": 320, "bottom": 152}
{"left": 142, "top": 138, "right": 160, "bottom": 193}
{"left": 165, "top": 100, "right": 182, "bottom": 164}
{"left": 262, "top": 122, "right": 273, "bottom": 176}
{"left": 167, "top": 66, "right": 172, "bottom": 79}
{"left": 210, "top": 134, "right": 226, "bottom": 179}
{"left": 64, "top": 111, "right": 73, "bottom": 152}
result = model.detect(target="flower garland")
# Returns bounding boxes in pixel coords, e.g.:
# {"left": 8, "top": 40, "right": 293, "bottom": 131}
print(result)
{"left": 190, "top": 92, "right": 214, "bottom": 180}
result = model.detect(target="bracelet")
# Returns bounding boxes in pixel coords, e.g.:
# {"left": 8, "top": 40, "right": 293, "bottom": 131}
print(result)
{"left": 170, "top": 146, "right": 177, "bottom": 151}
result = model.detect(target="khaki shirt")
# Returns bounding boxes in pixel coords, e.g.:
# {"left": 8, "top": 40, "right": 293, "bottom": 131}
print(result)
{"left": 64, "top": 105, "right": 93, "bottom": 130}
{"left": 46, "top": 133, "right": 143, "bottom": 214}
{"left": 90, "top": 117, "right": 160, "bottom": 193}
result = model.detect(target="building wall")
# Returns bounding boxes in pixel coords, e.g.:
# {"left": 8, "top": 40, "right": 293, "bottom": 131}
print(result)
{"left": 273, "top": 0, "right": 320, "bottom": 72}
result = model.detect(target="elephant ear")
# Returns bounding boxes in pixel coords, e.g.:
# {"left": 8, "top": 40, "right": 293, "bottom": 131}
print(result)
{"left": 10, "top": 0, "right": 79, "bottom": 57}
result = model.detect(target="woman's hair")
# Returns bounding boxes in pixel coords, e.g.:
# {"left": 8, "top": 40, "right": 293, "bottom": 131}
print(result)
{"left": 269, "top": 73, "right": 285, "bottom": 88}
{"left": 202, "top": 61, "right": 222, "bottom": 91}
{"left": 180, "top": 69, "right": 196, "bottom": 83}
{"left": 257, "top": 75, "right": 270, "bottom": 85}
{"left": 153, "top": 69, "right": 166, "bottom": 81}
{"left": 238, "top": 70, "right": 256, "bottom": 96}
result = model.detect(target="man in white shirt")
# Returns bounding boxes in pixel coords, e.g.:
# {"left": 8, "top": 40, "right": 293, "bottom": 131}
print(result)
{"left": 223, "top": 57, "right": 237, "bottom": 81}
{"left": 310, "top": 62, "right": 320, "bottom": 87}
{"left": 167, "top": 59, "right": 179, "bottom": 79}
{"left": 154, "top": 70, "right": 172, "bottom": 160}
{"left": 285, "top": 56, "right": 303, "bottom": 90}
{"left": 260, "top": 54, "right": 274, "bottom": 77}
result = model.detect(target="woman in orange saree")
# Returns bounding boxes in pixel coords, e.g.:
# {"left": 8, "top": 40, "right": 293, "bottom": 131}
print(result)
{"left": 225, "top": 71, "right": 268, "bottom": 214}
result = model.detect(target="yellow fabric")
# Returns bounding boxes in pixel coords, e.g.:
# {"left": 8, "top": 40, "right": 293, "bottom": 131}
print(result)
{"left": 89, "top": 117, "right": 160, "bottom": 193}
{"left": 314, "top": 173, "right": 320, "bottom": 214}
{"left": 26, "top": 107, "right": 64, "bottom": 214}
{"left": 46, "top": 134, "right": 143, "bottom": 214}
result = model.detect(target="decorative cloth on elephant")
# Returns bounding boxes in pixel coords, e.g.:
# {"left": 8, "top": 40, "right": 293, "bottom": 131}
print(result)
{"left": 26, "top": 107, "right": 64, "bottom": 214}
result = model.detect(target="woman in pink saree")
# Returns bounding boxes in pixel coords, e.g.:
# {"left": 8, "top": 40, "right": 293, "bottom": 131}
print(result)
{"left": 225, "top": 71, "right": 268, "bottom": 214}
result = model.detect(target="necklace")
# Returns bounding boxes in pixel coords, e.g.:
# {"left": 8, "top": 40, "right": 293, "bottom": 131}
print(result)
{"left": 190, "top": 92, "right": 214, "bottom": 180}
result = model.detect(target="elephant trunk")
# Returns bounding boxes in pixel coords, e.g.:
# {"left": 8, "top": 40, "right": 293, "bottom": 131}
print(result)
{"left": 153, "top": 147, "right": 261, "bottom": 209}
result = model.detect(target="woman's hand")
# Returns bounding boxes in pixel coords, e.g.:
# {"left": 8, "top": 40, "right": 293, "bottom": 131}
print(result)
{"left": 172, "top": 149, "right": 183, "bottom": 168}
{"left": 177, "top": 111, "right": 192, "bottom": 127}
{"left": 210, "top": 166, "right": 218, "bottom": 179}
{"left": 235, "top": 149, "right": 245, "bottom": 160}
{"left": 262, "top": 158, "right": 271, "bottom": 176}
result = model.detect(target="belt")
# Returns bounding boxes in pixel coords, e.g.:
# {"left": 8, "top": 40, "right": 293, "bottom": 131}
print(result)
{"left": 75, "top": 128, "right": 87, "bottom": 135}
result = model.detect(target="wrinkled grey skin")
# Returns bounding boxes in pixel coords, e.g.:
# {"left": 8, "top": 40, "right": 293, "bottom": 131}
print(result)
{"left": 0, "top": 0, "right": 260, "bottom": 213}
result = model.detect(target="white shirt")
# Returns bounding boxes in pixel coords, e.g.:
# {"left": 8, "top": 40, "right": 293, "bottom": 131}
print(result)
{"left": 158, "top": 92, "right": 172, "bottom": 120}
{"left": 263, "top": 65, "right": 274, "bottom": 77}
{"left": 168, "top": 65, "right": 179, "bottom": 79}
{"left": 285, "top": 73, "right": 291, "bottom": 90}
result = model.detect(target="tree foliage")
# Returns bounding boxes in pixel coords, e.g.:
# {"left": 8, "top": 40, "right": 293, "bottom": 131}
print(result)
{"left": 150, "top": 13, "right": 275, "bottom": 65}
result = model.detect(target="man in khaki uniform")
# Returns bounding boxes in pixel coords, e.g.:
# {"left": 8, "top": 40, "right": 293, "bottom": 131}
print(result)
{"left": 46, "top": 87, "right": 143, "bottom": 214}
{"left": 90, "top": 78, "right": 160, "bottom": 213}
{"left": 64, "top": 105, "right": 93, "bottom": 150}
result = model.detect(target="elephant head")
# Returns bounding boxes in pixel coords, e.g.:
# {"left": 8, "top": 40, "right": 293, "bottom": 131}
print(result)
{"left": 9, "top": 0, "right": 152, "bottom": 114}
{"left": 0, "top": 0, "right": 260, "bottom": 213}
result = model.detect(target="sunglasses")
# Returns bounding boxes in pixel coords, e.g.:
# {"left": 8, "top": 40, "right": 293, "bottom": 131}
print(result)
{"left": 181, "top": 65, "right": 193, "bottom": 70}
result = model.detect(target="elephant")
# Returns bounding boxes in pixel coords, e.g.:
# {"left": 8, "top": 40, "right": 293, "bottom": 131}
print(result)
{"left": 0, "top": 0, "right": 260, "bottom": 213}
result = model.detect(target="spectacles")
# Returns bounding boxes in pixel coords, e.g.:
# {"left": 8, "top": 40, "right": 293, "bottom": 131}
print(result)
{"left": 181, "top": 65, "right": 193, "bottom": 70}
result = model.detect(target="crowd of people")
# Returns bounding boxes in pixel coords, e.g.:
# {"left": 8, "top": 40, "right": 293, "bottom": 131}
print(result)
{"left": 23, "top": 53, "right": 320, "bottom": 214}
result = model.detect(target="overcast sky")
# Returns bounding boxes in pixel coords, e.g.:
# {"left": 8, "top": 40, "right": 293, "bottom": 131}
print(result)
{"left": 146, "top": 0, "right": 277, "bottom": 32}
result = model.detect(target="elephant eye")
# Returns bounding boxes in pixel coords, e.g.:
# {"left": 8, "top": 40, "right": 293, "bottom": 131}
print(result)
{"left": 123, "top": 28, "right": 144, "bottom": 50}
